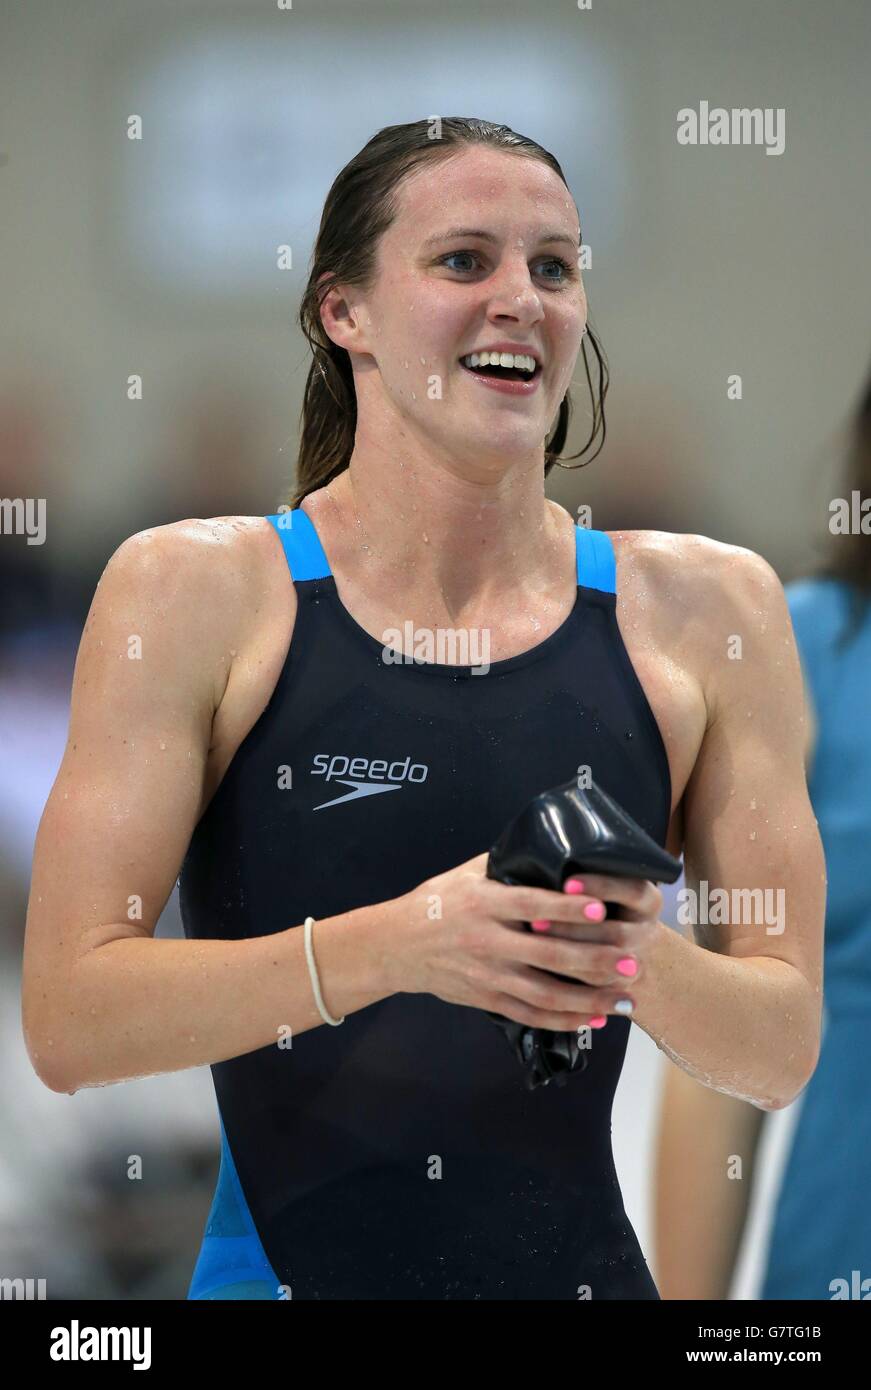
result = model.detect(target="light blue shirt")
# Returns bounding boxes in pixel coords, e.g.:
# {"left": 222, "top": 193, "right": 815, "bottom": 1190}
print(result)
{"left": 786, "top": 577, "right": 871, "bottom": 1016}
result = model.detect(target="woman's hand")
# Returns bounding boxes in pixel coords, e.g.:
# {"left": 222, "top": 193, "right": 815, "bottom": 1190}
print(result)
{"left": 385, "top": 850, "right": 664, "bottom": 1031}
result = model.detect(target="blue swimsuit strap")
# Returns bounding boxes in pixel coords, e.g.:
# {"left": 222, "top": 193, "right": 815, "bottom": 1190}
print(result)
{"left": 266, "top": 510, "right": 616, "bottom": 594}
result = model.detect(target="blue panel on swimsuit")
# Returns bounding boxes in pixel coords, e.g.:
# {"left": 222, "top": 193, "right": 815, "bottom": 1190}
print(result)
{"left": 187, "top": 1120, "right": 283, "bottom": 1300}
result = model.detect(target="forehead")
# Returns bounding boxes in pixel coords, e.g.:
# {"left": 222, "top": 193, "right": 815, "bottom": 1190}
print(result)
{"left": 390, "top": 145, "right": 579, "bottom": 238}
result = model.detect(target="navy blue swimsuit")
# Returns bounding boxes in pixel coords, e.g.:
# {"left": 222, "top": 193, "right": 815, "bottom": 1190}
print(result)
{"left": 179, "top": 506, "right": 672, "bottom": 1300}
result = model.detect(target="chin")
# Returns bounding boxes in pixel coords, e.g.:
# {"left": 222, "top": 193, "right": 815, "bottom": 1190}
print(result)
{"left": 453, "top": 439, "right": 545, "bottom": 470}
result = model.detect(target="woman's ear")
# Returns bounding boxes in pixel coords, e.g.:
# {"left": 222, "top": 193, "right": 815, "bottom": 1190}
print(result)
{"left": 318, "top": 278, "right": 370, "bottom": 358}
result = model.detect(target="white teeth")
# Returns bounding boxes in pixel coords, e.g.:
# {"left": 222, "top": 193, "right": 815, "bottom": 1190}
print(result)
{"left": 461, "top": 351, "right": 537, "bottom": 372}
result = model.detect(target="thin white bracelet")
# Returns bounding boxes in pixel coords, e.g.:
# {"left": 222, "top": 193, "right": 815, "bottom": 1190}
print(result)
{"left": 303, "top": 916, "right": 345, "bottom": 1026}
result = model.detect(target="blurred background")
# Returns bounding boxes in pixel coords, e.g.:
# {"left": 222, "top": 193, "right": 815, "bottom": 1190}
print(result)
{"left": 1, "top": 0, "right": 869, "bottom": 1297}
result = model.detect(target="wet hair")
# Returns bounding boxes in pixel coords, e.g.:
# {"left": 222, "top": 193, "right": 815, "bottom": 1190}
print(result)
{"left": 282, "top": 117, "right": 608, "bottom": 509}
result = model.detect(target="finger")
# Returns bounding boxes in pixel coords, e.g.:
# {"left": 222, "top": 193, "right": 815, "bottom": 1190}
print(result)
{"left": 508, "top": 935, "right": 639, "bottom": 987}
{"left": 535, "top": 919, "right": 629, "bottom": 946}
{"left": 488, "top": 881, "right": 610, "bottom": 927}
{"left": 493, "top": 966, "right": 634, "bottom": 1022}
{"left": 485, "top": 989, "right": 605, "bottom": 1033}
{"left": 564, "top": 874, "right": 663, "bottom": 920}
{"left": 492, "top": 878, "right": 658, "bottom": 926}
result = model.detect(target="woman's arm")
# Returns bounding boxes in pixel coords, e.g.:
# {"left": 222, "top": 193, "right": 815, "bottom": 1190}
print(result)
{"left": 21, "top": 524, "right": 397, "bottom": 1093}
{"left": 651, "top": 664, "right": 819, "bottom": 1298}
{"left": 632, "top": 542, "right": 826, "bottom": 1110}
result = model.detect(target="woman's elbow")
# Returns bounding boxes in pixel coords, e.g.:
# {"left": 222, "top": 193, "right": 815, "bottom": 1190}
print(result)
{"left": 21, "top": 999, "right": 84, "bottom": 1095}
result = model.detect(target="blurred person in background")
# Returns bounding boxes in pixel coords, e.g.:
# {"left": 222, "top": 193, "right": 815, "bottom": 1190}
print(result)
{"left": 653, "top": 363, "right": 871, "bottom": 1300}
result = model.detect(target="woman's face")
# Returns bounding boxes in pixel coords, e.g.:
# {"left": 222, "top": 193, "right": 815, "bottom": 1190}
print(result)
{"left": 336, "top": 145, "right": 588, "bottom": 468}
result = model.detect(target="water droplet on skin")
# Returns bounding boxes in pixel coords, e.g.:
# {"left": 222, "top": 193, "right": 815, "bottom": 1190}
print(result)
{"left": 159, "top": 741, "right": 166, "bottom": 751}
{"left": 403, "top": 360, "right": 409, "bottom": 368}
{"left": 750, "top": 798, "right": 756, "bottom": 809}
{"left": 749, "top": 830, "right": 757, "bottom": 840}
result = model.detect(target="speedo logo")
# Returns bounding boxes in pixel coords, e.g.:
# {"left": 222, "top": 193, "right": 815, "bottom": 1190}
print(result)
{"left": 311, "top": 753, "right": 429, "bottom": 810}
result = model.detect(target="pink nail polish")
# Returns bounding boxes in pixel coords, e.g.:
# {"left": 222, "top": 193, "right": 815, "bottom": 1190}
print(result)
{"left": 588, "top": 1016, "right": 607, "bottom": 1028}
{"left": 584, "top": 901, "right": 605, "bottom": 921}
{"left": 531, "top": 919, "right": 551, "bottom": 932}
{"left": 564, "top": 878, "right": 585, "bottom": 894}
{"left": 616, "top": 958, "right": 638, "bottom": 977}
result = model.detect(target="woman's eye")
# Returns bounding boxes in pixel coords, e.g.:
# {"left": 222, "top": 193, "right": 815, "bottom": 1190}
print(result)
{"left": 539, "top": 257, "right": 574, "bottom": 282}
{"left": 440, "top": 251, "right": 478, "bottom": 273}
{"left": 438, "top": 251, "right": 574, "bottom": 284}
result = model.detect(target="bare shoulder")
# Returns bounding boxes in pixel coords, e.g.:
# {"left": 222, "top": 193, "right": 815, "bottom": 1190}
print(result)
{"left": 94, "top": 515, "right": 289, "bottom": 707}
{"left": 104, "top": 514, "right": 282, "bottom": 618}
{"left": 609, "top": 528, "right": 784, "bottom": 618}
{"left": 609, "top": 529, "right": 793, "bottom": 711}
{"left": 610, "top": 526, "right": 776, "bottom": 583}
{"left": 108, "top": 513, "right": 268, "bottom": 582}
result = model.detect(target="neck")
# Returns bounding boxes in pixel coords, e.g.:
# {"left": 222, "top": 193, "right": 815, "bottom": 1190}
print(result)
{"left": 314, "top": 440, "right": 571, "bottom": 622}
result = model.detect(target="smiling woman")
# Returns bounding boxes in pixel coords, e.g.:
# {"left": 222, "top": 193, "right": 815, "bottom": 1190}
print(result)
{"left": 23, "top": 115, "right": 824, "bottom": 1305}
{"left": 290, "top": 117, "right": 609, "bottom": 511}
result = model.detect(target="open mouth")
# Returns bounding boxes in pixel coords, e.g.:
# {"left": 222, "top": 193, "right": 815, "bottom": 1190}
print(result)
{"left": 458, "top": 352, "right": 541, "bottom": 383}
